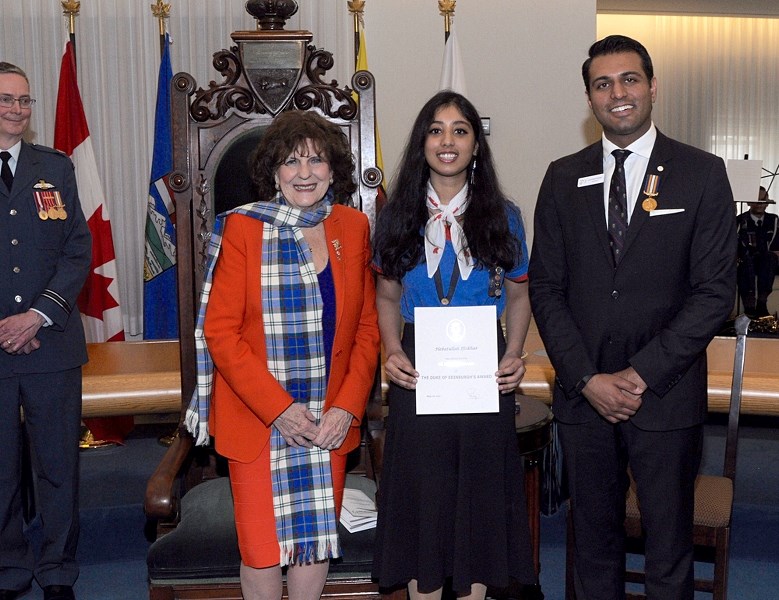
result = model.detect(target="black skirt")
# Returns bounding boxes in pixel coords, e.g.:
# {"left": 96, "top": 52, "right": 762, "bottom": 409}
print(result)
{"left": 372, "top": 323, "right": 536, "bottom": 594}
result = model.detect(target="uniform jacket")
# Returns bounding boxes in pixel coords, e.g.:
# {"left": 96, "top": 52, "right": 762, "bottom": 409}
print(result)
{"left": 204, "top": 204, "right": 380, "bottom": 463}
{"left": 529, "top": 130, "right": 737, "bottom": 430}
{"left": 0, "top": 141, "right": 91, "bottom": 378}
{"left": 736, "top": 210, "right": 779, "bottom": 256}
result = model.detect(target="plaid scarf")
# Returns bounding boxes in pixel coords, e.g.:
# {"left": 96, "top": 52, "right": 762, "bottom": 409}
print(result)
{"left": 185, "top": 192, "right": 341, "bottom": 565}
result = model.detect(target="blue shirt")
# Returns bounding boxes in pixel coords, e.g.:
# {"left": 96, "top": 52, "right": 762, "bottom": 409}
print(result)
{"left": 387, "top": 204, "right": 529, "bottom": 322}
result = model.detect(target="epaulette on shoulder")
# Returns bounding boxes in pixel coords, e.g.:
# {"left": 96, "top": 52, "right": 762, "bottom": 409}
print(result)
{"left": 30, "top": 144, "right": 68, "bottom": 158}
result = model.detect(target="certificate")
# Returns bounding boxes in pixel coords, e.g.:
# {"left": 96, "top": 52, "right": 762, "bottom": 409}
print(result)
{"left": 414, "top": 305, "right": 499, "bottom": 414}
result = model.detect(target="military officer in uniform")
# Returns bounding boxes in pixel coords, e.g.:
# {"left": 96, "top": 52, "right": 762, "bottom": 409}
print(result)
{"left": 737, "top": 186, "right": 779, "bottom": 316}
{"left": 0, "top": 61, "right": 91, "bottom": 600}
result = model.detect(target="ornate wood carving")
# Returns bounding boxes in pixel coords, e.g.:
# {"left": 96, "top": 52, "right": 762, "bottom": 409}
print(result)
{"left": 189, "top": 44, "right": 357, "bottom": 123}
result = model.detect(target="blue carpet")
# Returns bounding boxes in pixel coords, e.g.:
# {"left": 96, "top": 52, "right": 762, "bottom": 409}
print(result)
{"left": 538, "top": 502, "right": 779, "bottom": 600}
{"left": 16, "top": 419, "right": 779, "bottom": 599}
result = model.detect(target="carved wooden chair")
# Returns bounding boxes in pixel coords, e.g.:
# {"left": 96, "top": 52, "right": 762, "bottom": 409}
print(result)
{"left": 564, "top": 314, "right": 751, "bottom": 600}
{"left": 143, "top": 6, "right": 387, "bottom": 599}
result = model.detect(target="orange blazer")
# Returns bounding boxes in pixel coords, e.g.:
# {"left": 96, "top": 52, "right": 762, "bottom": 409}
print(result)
{"left": 204, "top": 205, "right": 380, "bottom": 463}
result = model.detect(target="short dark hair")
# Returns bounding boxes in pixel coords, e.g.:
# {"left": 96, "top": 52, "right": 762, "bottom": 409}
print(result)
{"left": 0, "top": 62, "right": 29, "bottom": 83}
{"left": 249, "top": 110, "right": 356, "bottom": 204}
{"left": 582, "top": 35, "right": 654, "bottom": 93}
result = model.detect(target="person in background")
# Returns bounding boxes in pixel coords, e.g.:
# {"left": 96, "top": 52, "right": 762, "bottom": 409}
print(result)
{"left": 529, "top": 36, "right": 736, "bottom": 599}
{"left": 0, "top": 62, "right": 92, "bottom": 600}
{"left": 186, "top": 110, "right": 379, "bottom": 600}
{"left": 372, "top": 91, "right": 539, "bottom": 600}
{"left": 737, "top": 185, "right": 778, "bottom": 316}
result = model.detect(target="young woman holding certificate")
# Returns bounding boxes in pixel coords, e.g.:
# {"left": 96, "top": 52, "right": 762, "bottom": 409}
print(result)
{"left": 371, "top": 92, "right": 538, "bottom": 600}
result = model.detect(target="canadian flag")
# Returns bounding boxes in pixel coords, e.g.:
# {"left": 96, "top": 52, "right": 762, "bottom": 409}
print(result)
{"left": 54, "top": 41, "right": 124, "bottom": 343}
{"left": 54, "top": 41, "right": 132, "bottom": 442}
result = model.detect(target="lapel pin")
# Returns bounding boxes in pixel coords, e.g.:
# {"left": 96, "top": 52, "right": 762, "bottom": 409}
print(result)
{"left": 331, "top": 239, "right": 342, "bottom": 261}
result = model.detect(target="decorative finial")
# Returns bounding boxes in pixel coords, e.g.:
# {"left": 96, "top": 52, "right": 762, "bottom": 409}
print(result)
{"left": 151, "top": 0, "right": 171, "bottom": 37}
{"left": 61, "top": 0, "right": 80, "bottom": 15}
{"left": 151, "top": 0, "right": 171, "bottom": 19}
{"left": 347, "top": 0, "right": 366, "bottom": 17}
{"left": 439, "top": 0, "right": 455, "bottom": 35}
{"left": 62, "top": 0, "right": 80, "bottom": 35}
{"left": 438, "top": 0, "right": 456, "bottom": 16}
{"left": 245, "top": 0, "right": 299, "bottom": 31}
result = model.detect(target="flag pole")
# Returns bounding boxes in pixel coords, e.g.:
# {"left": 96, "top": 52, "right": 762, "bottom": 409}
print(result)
{"left": 439, "top": 0, "right": 455, "bottom": 44}
{"left": 61, "top": 1, "right": 80, "bottom": 63}
{"left": 151, "top": 0, "right": 172, "bottom": 58}
{"left": 347, "top": 0, "right": 365, "bottom": 69}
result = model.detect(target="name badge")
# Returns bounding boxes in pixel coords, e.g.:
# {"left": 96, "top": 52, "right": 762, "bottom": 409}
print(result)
{"left": 577, "top": 174, "right": 604, "bottom": 187}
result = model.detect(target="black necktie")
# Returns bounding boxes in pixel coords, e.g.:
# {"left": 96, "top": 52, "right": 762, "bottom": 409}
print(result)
{"left": 0, "top": 151, "right": 12, "bottom": 191}
{"left": 608, "top": 149, "right": 631, "bottom": 265}
{"left": 756, "top": 219, "right": 762, "bottom": 228}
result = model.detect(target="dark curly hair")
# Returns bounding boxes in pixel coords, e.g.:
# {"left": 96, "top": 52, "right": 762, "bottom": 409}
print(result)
{"left": 373, "top": 91, "right": 521, "bottom": 280}
{"left": 249, "top": 110, "right": 357, "bottom": 204}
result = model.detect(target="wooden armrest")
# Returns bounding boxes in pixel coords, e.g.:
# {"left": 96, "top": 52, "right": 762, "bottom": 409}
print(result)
{"left": 144, "top": 425, "right": 194, "bottom": 520}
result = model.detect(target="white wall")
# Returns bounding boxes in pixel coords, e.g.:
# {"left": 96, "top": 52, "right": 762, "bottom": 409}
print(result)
{"left": 364, "top": 0, "right": 596, "bottom": 249}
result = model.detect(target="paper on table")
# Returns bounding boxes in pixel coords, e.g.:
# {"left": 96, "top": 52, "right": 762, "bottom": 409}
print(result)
{"left": 339, "top": 487, "right": 377, "bottom": 533}
{"left": 414, "top": 305, "right": 499, "bottom": 414}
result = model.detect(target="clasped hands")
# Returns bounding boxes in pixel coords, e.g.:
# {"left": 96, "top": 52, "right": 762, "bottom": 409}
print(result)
{"left": 0, "top": 311, "right": 43, "bottom": 355}
{"left": 273, "top": 404, "right": 353, "bottom": 450}
{"left": 383, "top": 349, "right": 526, "bottom": 393}
{"left": 581, "top": 367, "right": 646, "bottom": 424}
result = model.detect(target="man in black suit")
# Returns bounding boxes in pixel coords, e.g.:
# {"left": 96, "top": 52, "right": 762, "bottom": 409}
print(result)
{"left": 528, "top": 36, "right": 736, "bottom": 599}
{"left": 0, "top": 62, "right": 91, "bottom": 600}
{"left": 737, "top": 186, "right": 778, "bottom": 316}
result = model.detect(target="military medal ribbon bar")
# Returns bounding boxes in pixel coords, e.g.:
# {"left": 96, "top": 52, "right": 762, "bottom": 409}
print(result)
{"left": 33, "top": 190, "right": 67, "bottom": 220}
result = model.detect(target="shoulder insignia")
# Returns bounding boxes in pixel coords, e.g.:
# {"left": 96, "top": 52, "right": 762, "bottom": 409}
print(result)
{"left": 30, "top": 144, "right": 68, "bottom": 157}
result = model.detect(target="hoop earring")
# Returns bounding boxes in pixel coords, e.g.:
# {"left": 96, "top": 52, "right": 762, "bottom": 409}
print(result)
{"left": 469, "top": 157, "right": 477, "bottom": 186}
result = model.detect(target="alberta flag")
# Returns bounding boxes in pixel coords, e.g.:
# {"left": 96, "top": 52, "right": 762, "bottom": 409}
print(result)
{"left": 143, "top": 33, "right": 178, "bottom": 339}
{"left": 54, "top": 41, "right": 124, "bottom": 343}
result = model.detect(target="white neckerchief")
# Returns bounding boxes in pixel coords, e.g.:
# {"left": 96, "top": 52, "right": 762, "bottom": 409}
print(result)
{"left": 424, "top": 181, "right": 474, "bottom": 280}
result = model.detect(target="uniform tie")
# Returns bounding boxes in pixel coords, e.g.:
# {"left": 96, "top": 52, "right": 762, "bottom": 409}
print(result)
{"left": 0, "top": 151, "right": 13, "bottom": 191}
{"left": 608, "top": 149, "right": 631, "bottom": 265}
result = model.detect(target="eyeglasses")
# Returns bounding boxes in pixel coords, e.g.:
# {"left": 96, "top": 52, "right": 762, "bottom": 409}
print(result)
{"left": 0, "top": 94, "right": 36, "bottom": 109}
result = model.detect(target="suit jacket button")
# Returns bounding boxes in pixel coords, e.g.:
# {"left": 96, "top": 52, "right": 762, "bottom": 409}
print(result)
{"left": 611, "top": 290, "right": 619, "bottom": 299}
{"left": 15, "top": 295, "right": 22, "bottom": 303}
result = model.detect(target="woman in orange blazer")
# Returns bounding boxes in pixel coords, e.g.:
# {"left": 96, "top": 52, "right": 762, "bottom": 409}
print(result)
{"left": 200, "top": 111, "right": 379, "bottom": 600}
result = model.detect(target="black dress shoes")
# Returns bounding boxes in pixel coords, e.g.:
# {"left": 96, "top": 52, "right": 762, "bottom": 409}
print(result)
{"left": 43, "top": 586, "right": 75, "bottom": 600}
{"left": 0, "top": 587, "right": 31, "bottom": 600}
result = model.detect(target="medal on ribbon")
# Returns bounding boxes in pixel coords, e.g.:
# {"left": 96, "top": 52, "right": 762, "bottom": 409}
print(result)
{"left": 33, "top": 189, "right": 66, "bottom": 220}
{"left": 53, "top": 191, "right": 68, "bottom": 219}
{"left": 641, "top": 173, "right": 660, "bottom": 212}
